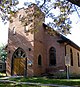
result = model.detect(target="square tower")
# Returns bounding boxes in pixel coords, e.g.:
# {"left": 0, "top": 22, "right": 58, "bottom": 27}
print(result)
{"left": 6, "top": 4, "right": 45, "bottom": 76}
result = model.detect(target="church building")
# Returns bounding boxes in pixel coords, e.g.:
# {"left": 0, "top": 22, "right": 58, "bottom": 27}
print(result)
{"left": 6, "top": 4, "right": 80, "bottom": 76}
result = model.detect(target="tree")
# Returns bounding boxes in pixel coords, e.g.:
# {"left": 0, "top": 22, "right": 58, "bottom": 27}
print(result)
{"left": 0, "top": 0, "right": 19, "bottom": 22}
{"left": 34, "top": 0, "right": 74, "bottom": 34}
{"left": 37, "top": 0, "right": 80, "bottom": 7}
{"left": 0, "top": 0, "right": 79, "bottom": 35}
{"left": 0, "top": 46, "right": 7, "bottom": 62}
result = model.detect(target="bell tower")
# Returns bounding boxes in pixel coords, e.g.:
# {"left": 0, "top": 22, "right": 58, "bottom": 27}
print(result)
{"left": 6, "top": 4, "right": 45, "bottom": 76}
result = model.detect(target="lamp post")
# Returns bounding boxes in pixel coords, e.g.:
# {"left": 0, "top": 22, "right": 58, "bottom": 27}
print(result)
{"left": 65, "top": 54, "right": 70, "bottom": 79}
{"left": 66, "top": 66, "right": 69, "bottom": 79}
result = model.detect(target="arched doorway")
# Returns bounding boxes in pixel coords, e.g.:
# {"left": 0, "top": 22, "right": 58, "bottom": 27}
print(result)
{"left": 11, "top": 47, "right": 27, "bottom": 76}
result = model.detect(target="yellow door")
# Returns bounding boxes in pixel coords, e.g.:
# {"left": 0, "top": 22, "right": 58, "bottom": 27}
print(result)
{"left": 13, "top": 58, "right": 25, "bottom": 76}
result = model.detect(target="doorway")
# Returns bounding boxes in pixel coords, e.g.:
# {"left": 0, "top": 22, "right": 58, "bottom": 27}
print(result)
{"left": 12, "top": 47, "right": 26, "bottom": 76}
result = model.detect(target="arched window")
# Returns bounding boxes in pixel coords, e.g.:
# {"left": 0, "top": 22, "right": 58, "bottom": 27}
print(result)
{"left": 70, "top": 48, "right": 73, "bottom": 66}
{"left": 77, "top": 52, "right": 80, "bottom": 67}
{"left": 12, "top": 47, "right": 26, "bottom": 58}
{"left": 49, "top": 47, "right": 56, "bottom": 66}
{"left": 38, "top": 55, "right": 42, "bottom": 66}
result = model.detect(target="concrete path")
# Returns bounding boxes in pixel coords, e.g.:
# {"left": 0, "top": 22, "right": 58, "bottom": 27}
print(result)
{"left": 0, "top": 80, "right": 74, "bottom": 87}
{"left": 0, "top": 76, "right": 79, "bottom": 87}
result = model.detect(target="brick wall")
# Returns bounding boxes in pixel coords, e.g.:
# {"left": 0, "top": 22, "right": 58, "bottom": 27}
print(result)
{"left": 66, "top": 45, "right": 80, "bottom": 74}
{"left": 6, "top": 4, "right": 80, "bottom": 76}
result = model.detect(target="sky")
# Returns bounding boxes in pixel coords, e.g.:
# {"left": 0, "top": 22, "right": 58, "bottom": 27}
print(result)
{"left": 0, "top": 0, "right": 35, "bottom": 46}
{"left": 0, "top": 19, "right": 8, "bottom": 46}
{"left": 0, "top": 0, "right": 80, "bottom": 47}
{"left": 66, "top": 12, "right": 80, "bottom": 46}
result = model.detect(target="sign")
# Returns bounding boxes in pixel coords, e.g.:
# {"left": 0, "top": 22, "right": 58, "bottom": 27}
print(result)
{"left": 65, "top": 54, "right": 70, "bottom": 66}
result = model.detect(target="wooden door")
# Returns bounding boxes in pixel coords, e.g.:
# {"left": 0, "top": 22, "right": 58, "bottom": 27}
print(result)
{"left": 13, "top": 58, "right": 25, "bottom": 76}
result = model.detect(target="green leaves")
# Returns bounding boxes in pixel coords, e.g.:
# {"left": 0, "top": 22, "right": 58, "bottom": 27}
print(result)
{"left": 35, "top": 0, "right": 73, "bottom": 35}
{"left": 0, "top": 46, "right": 7, "bottom": 62}
{"left": 0, "top": 0, "right": 75, "bottom": 35}
{"left": 0, "top": 0, "right": 19, "bottom": 22}
{"left": 46, "top": 0, "right": 73, "bottom": 35}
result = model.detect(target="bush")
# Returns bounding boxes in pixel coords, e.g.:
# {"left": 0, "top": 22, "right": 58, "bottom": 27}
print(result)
{"left": 41, "top": 71, "right": 67, "bottom": 79}
{"left": 53, "top": 71, "right": 66, "bottom": 79}
{"left": 69, "top": 73, "right": 80, "bottom": 79}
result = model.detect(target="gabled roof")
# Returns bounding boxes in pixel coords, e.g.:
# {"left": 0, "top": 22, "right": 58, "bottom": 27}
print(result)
{"left": 58, "top": 35, "right": 80, "bottom": 51}
{"left": 43, "top": 23, "right": 80, "bottom": 51}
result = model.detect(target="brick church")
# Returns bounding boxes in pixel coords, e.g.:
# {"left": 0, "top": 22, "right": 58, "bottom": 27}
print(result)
{"left": 6, "top": 4, "right": 80, "bottom": 76}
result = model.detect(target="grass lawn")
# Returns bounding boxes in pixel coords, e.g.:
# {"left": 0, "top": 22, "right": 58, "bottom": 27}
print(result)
{"left": 9, "top": 77, "right": 80, "bottom": 86}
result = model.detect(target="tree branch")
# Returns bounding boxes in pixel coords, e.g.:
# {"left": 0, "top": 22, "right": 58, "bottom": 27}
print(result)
{"left": 68, "top": 0, "right": 80, "bottom": 7}
{"left": 40, "top": 0, "right": 46, "bottom": 8}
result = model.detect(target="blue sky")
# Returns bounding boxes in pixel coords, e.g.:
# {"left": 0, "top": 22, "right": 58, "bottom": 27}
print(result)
{"left": 0, "top": 0, "right": 80, "bottom": 46}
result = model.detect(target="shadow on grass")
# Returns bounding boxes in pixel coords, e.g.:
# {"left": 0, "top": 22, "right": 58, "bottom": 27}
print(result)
{"left": 0, "top": 83, "right": 41, "bottom": 87}
{"left": 9, "top": 77, "right": 80, "bottom": 86}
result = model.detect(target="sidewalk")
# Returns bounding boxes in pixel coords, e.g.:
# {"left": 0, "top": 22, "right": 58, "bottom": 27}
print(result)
{"left": 0, "top": 79, "right": 74, "bottom": 87}
{"left": 0, "top": 76, "right": 23, "bottom": 80}
{"left": 0, "top": 76, "right": 79, "bottom": 87}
